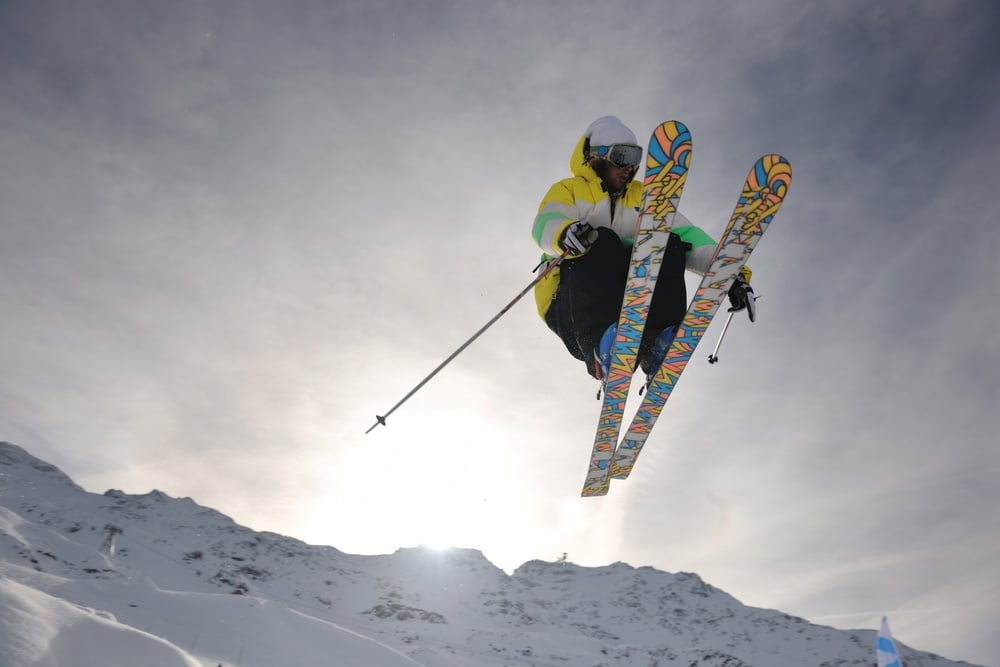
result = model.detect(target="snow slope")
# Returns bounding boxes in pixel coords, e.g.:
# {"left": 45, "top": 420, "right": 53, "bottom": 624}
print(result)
{"left": 0, "top": 442, "right": 984, "bottom": 667}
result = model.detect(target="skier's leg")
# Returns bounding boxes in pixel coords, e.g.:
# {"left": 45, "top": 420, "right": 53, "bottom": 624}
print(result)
{"left": 545, "top": 228, "right": 629, "bottom": 375}
{"left": 638, "top": 233, "right": 691, "bottom": 372}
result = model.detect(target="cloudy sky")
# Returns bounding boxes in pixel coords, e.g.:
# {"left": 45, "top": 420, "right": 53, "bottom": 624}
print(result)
{"left": 2, "top": 1, "right": 998, "bottom": 664}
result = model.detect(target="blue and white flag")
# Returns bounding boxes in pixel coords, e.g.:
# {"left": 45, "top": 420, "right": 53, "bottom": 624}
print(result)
{"left": 877, "top": 616, "right": 903, "bottom": 667}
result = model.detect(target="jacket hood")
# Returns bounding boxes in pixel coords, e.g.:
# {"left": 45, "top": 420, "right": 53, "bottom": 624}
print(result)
{"left": 569, "top": 133, "right": 594, "bottom": 178}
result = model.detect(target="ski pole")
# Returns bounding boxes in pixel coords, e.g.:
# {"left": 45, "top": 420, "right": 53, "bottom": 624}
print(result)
{"left": 707, "top": 311, "right": 734, "bottom": 364}
{"left": 366, "top": 253, "right": 568, "bottom": 433}
{"left": 708, "top": 294, "right": 760, "bottom": 364}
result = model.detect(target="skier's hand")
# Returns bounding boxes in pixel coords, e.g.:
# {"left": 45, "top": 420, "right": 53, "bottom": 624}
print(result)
{"left": 559, "top": 221, "right": 597, "bottom": 256}
{"left": 727, "top": 271, "right": 756, "bottom": 322}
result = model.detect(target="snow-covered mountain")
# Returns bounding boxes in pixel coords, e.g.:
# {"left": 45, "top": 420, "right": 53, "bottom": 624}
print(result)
{"left": 0, "top": 442, "right": 982, "bottom": 667}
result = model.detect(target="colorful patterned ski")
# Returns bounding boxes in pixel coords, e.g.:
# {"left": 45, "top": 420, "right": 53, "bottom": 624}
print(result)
{"left": 610, "top": 155, "right": 793, "bottom": 481}
{"left": 580, "top": 121, "right": 693, "bottom": 497}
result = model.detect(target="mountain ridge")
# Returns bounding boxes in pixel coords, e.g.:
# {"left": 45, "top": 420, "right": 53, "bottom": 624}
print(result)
{"left": 0, "top": 442, "right": 982, "bottom": 667}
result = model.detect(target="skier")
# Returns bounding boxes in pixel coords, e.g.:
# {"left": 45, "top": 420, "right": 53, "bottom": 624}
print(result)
{"left": 531, "top": 115, "right": 754, "bottom": 380}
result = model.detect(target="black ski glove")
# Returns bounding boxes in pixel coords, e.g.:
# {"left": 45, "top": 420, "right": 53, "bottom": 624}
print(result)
{"left": 727, "top": 275, "right": 756, "bottom": 322}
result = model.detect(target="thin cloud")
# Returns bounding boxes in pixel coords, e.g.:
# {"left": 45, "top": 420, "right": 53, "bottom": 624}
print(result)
{"left": 1, "top": 2, "right": 998, "bottom": 664}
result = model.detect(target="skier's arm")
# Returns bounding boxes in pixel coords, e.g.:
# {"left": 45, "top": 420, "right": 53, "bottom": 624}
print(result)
{"left": 675, "top": 212, "right": 753, "bottom": 284}
{"left": 673, "top": 211, "right": 718, "bottom": 276}
{"left": 532, "top": 181, "right": 580, "bottom": 257}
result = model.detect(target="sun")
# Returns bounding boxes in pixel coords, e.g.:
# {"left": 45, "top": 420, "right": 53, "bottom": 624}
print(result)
{"left": 309, "top": 407, "right": 535, "bottom": 564}
{"left": 421, "top": 538, "right": 456, "bottom": 552}
{"left": 410, "top": 499, "right": 470, "bottom": 552}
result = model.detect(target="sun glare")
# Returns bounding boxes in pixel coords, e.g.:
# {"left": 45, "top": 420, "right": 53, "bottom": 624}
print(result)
{"left": 421, "top": 539, "right": 456, "bottom": 552}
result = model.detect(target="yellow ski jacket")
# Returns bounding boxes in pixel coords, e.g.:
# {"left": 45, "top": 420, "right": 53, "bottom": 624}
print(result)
{"left": 531, "top": 133, "right": 718, "bottom": 319}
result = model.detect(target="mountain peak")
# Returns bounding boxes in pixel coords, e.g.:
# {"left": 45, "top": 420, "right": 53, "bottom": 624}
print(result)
{"left": 0, "top": 441, "right": 83, "bottom": 493}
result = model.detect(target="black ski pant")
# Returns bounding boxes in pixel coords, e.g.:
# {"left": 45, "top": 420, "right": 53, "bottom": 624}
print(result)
{"left": 544, "top": 228, "right": 691, "bottom": 375}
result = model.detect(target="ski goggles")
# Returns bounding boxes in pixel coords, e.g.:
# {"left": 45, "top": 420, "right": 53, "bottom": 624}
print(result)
{"left": 591, "top": 143, "right": 643, "bottom": 169}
